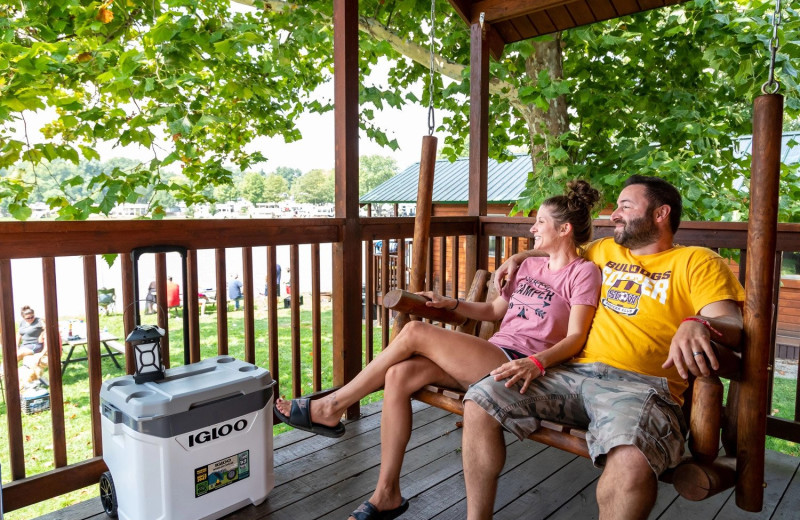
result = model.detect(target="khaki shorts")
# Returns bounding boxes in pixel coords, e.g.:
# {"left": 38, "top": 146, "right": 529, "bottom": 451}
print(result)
{"left": 463, "top": 362, "right": 687, "bottom": 475}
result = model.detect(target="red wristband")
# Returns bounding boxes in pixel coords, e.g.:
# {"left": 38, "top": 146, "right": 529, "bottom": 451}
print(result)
{"left": 681, "top": 317, "right": 722, "bottom": 338}
{"left": 527, "top": 355, "right": 546, "bottom": 376}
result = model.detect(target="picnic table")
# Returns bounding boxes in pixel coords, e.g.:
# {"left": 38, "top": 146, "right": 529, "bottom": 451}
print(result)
{"left": 61, "top": 332, "right": 124, "bottom": 373}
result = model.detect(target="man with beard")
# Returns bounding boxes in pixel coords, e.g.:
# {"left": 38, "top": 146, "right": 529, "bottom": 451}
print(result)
{"left": 460, "top": 175, "right": 745, "bottom": 520}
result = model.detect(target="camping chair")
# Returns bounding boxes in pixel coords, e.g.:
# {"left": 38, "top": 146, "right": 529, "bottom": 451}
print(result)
{"left": 384, "top": 270, "right": 744, "bottom": 503}
{"left": 98, "top": 287, "right": 116, "bottom": 316}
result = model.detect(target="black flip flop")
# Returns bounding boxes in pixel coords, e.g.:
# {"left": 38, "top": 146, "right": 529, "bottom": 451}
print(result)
{"left": 274, "top": 397, "right": 346, "bottom": 438}
{"left": 350, "top": 498, "right": 409, "bottom": 520}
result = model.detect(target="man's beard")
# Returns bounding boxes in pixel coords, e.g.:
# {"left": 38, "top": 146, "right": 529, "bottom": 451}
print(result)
{"left": 613, "top": 215, "right": 659, "bottom": 249}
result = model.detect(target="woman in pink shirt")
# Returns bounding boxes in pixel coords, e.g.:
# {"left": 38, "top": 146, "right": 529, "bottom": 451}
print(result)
{"left": 276, "top": 180, "right": 603, "bottom": 520}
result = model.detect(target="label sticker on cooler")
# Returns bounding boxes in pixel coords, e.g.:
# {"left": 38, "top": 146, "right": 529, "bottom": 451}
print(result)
{"left": 194, "top": 450, "right": 250, "bottom": 498}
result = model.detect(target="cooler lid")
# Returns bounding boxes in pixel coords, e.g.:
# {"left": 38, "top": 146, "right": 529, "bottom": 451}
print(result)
{"left": 100, "top": 356, "right": 273, "bottom": 420}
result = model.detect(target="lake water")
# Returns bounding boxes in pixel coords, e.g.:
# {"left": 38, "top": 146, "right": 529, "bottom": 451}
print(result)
{"left": 8, "top": 244, "right": 335, "bottom": 319}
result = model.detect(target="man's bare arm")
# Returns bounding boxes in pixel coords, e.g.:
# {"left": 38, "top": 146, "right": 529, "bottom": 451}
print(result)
{"left": 492, "top": 250, "right": 548, "bottom": 292}
{"left": 662, "top": 299, "right": 743, "bottom": 379}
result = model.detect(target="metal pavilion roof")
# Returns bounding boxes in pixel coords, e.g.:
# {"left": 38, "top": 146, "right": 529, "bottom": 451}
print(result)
{"left": 736, "top": 131, "right": 800, "bottom": 165}
{"left": 359, "top": 154, "right": 532, "bottom": 205}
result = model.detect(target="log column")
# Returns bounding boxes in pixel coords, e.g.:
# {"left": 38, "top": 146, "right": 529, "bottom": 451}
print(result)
{"left": 465, "top": 22, "right": 490, "bottom": 281}
{"left": 738, "top": 93, "right": 783, "bottom": 512}
{"left": 332, "top": 0, "right": 363, "bottom": 419}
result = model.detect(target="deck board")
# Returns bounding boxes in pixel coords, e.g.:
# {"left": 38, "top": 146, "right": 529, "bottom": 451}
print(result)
{"left": 33, "top": 401, "right": 800, "bottom": 520}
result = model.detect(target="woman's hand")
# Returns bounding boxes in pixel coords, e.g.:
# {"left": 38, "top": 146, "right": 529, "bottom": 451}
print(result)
{"left": 416, "top": 291, "right": 458, "bottom": 311}
{"left": 490, "top": 357, "right": 543, "bottom": 394}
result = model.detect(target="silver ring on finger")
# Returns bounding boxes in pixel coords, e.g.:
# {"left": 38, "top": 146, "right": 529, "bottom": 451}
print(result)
{"left": 692, "top": 351, "right": 704, "bottom": 357}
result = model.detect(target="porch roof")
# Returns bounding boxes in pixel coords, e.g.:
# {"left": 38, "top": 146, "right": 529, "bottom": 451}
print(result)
{"left": 446, "top": 0, "right": 688, "bottom": 52}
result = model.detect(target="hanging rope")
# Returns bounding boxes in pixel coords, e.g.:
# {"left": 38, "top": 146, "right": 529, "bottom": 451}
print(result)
{"left": 761, "top": 0, "right": 782, "bottom": 94}
{"left": 427, "top": 0, "right": 436, "bottom": 136}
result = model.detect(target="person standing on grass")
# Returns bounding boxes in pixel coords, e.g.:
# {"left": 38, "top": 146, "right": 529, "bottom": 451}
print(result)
{"left": 275, "top": 180, "right": 603, "bottom": 520}
{"left": 228, "top": 273, "right": 243, "bottom": 311}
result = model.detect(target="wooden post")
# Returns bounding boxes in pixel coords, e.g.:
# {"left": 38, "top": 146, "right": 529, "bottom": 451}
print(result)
{"left": 737, "top": 93, "right": 783, "bottom": 512}
{"left": 332, "top": 0, "right": 363, "bottom": 419}
{"left": 390, "top": 135, "right": 437, "bottom": 340}
{"left": 465, "top": 21, "right": 490, "bottom": 282}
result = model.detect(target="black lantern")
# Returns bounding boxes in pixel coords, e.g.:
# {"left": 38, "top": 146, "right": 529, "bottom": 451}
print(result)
{"left": 126, "top": 325, "right": 166, "bottom": 384}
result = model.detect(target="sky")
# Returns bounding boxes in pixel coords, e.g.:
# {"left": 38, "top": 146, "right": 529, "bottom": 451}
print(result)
{"left": 248, "top": 89, "right": 437, "bottom": 173}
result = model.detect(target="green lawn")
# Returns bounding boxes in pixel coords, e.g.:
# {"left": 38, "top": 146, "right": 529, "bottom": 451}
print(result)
{"left": 0, "top": 302, "right": 386, "bottom": 519}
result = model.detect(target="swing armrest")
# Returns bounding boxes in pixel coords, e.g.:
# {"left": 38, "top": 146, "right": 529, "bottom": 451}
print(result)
{"left": 383, "top": 289, "right": 468, "bottom": 327}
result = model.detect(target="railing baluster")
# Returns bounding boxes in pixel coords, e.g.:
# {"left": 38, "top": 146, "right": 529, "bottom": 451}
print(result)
{"left": 243, "top": 246, "right": 256, "bottom": 364}
{"left": 1, "top": 259, "right": 26, "bottom": 479}
{"left": 398, "top": 236, "right": 407, "bottom": 291}
{"left": 120, "top": 253, "right": 135, "bottom": 373}
{"left": 439, "top": 236, "right": 448, "bottom": 327}
{"left": 312, "top": 243, "right": 322, "bottom": 392}
{"left": 365, "top": 240, "right": 374, "bottom": 363}
{"left": 494, "top": 236, "right": 502, "bottom": 269}
{"left": 42, "top": 257, "right": 67, "bottom": 467}
{"left": 290, "top": 244, "right": 301, "bottom": 397}
{"left": 381, "top": 238, "right": 390, "bottom": 348}
{"left": 452, "top": 235, "right": 460, "bottom": 300}
{"left": 215, "top": 248, "right": 228, "bottom": 354}
{"left": 82, "top": 255, "right": 103, "bottom": 456}
{"left": 155, "top": 253, "right": 170, "bottom": 368}
{"left": 266, "top": 246, "right": 279, "bottom": 399}
{"left": 187, "top": 249, "right": 201, "bottom": 363}
{"left": 426, "top": 236, "right": 434, "bottom": 292}
{"left": 767, "top": 252, "right": 782, "bottom": 413}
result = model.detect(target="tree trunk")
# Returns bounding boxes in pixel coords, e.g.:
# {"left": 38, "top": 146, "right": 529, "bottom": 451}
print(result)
{"left": 524, "top": 34, "right": 569, "bottom": 174}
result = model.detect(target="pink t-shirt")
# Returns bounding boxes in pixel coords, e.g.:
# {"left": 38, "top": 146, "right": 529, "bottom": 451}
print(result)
{"left": 489, "top": 256, "right": 601, "bottom": 356}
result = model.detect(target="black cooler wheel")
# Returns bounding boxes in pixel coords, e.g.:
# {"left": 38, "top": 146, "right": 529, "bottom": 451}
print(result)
{"left": 99, "top": 471, "right": 118, "bottom": 517}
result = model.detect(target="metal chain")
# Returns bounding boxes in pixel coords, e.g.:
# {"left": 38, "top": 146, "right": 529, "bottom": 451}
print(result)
{"left": 762, "top": 0, "right": 782, "bottom": 94}
{"left": 427, "top": 0, "right": 436, "bottom": 135}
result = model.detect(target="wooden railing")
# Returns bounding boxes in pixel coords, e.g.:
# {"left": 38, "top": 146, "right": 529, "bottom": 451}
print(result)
{"left": 1, "top": 216, "right": 799, "bottom": 515}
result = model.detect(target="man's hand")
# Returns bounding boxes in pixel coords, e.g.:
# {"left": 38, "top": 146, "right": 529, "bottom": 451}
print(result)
{"left": 493, "top": 251, "right": 543, "bottom": 292}
{"left": 662, "top": 300, "right": 742, "bottom": 379}
{"left": 664, "top": 320, "right": 717, "bottom": 379}
{"left": 490, "top": 358, "right": 543, "bottom": 394}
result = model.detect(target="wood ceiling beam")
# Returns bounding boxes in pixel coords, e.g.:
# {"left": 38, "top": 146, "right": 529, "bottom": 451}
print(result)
{"left": 468, "top": 0, "right": 575, "bottom": 24}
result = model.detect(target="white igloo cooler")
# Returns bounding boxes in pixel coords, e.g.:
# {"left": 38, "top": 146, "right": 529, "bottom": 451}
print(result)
{"left": 99, "top": 356, "right": 275, "bottom": 520}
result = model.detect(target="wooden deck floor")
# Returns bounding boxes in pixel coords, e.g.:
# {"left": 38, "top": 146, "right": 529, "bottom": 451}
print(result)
{"left": 38, "top": 400, "right": 800, "bottom": 520}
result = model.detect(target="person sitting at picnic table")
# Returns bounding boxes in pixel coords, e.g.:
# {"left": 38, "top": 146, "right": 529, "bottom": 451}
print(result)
{"left": 17, "top": 305, "right": 46, "bottom": 362}
{"left": 145, "top": 280, "right": 157, "bottom": 314}
{"left": 461, "top": 175, "right": 745, "bottom": 520}
{"left": 275, "top": 180, "right": 603, "bottom": 520}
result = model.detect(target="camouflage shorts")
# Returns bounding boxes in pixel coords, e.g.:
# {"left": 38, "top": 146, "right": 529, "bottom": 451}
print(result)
{"left": 463, "top": 362, "right": 687, "bottom": 475}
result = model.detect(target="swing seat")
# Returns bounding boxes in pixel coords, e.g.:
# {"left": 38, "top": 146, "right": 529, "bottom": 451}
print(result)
{"left": 382, "top": 269, "right": 746, "bottom": 502}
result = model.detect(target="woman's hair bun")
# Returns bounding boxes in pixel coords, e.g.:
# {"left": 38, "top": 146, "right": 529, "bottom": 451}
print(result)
{"left": 565, "top": 180, "right": 600, "bottom": 211}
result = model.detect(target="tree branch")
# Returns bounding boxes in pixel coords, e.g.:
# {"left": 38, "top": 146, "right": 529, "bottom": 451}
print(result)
{"left": 231, "top": 0, "right": 522, "bottom": 109}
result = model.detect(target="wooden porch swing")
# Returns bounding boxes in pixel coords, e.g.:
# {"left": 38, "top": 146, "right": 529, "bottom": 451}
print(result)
{"left": 380, "top": 0, "right": 785, "bottom": 513}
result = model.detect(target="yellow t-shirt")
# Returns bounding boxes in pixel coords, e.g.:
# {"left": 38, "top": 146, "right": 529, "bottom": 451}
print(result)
{"left": 574, "top": 237, "right": 745, "bottom": 403}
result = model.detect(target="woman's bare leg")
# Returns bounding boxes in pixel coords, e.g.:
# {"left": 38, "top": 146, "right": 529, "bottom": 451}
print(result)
{"left": 351, "top": 357, "right": 458, "bottom": 518}
{"left": 276, "top": 320, "right": 507, "bottom": 427}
